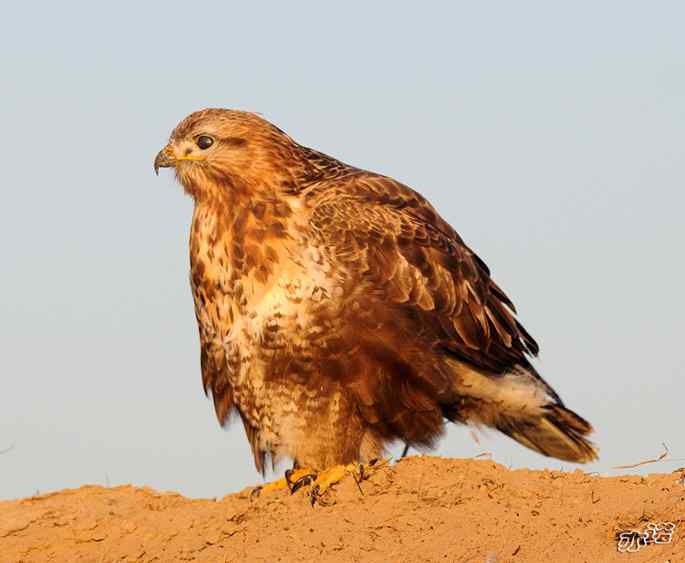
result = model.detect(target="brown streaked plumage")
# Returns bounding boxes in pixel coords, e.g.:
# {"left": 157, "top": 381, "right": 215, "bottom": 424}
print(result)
{"left": 154, "top": 109, "right": 597, "bottom": 476}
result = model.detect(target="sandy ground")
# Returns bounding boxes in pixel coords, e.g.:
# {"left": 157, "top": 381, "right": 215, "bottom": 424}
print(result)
{"left": 1, "top": 456, "right": 684, "bottom": 562}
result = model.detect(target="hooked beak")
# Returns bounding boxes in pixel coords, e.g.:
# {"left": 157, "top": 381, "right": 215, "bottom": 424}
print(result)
{"left": 154, "top": 145, "right": 176, "bottom": 176}
{"left": 154, "top": 144, "right": 208, "bottom": 175}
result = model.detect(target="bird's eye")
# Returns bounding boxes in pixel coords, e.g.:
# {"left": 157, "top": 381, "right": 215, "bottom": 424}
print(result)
{"left": 196, "top": 135, "right": 214, "bottom": 150}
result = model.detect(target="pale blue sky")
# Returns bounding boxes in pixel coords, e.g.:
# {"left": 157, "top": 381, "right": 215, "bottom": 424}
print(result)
{"left": 1, "top": 1, "right": 683, "bottom": 500}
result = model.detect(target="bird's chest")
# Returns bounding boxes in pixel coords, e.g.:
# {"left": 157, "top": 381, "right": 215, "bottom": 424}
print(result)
{"left": 189, "top": 205, "right": 335, "bottom": 407}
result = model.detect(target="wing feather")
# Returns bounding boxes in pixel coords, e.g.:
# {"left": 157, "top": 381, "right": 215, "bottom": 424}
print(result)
{"left": 308, "top": 173, "right": 538, "bottom": 374}
{"left": 192, "top": 280, "right": 235, "bottom": 426}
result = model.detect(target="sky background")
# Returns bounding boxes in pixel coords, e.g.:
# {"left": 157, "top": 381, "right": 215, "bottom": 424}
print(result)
{"left": 1, "top": 1, "right": 683, "bottom": 500}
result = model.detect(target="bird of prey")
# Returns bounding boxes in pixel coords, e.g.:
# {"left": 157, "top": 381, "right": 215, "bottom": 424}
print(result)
{"left": 154, "top": 109, "right": 596, "bottom": 497}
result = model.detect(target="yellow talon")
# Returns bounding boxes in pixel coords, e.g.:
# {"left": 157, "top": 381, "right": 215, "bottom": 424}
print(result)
{"left": 256, "top": 467, "right": 317, "bottom": 495}
{"left": 253, "top": 460, "right": 383, "bottom": 504}
{"left": 310, "top": 463, "right": 360, "bottom": 498}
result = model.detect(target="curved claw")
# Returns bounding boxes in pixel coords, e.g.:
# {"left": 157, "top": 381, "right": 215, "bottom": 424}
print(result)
{"left": 286, "top": 469, "right": 317, "bottom": 494}
{"left": 249, "top": 486, "right": 263, "bottom": 500}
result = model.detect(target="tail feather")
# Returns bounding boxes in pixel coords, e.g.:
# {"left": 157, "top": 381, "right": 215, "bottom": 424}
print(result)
{"left": 447, "top": 360, "right": 598, "bottom": 463}
{"left": 495, "top": 404, "right": 597, "bottom": 463}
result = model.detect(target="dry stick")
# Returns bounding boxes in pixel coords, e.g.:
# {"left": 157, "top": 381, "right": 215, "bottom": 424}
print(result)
{"left": 469, "top": 432, "right": 492, "bottom": 459}
{"left": 612, "top": 443, "right": 670, "bottom": 470}
{"left": 0, "top": 443, "right": 15, "bottom": 455}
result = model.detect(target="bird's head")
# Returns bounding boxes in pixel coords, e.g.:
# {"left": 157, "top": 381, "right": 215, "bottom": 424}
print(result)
{"left": 155, "top": 108, "right": 298, "bottom": 200}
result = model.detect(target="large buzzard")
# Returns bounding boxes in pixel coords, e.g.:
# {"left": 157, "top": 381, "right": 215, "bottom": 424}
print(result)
{"left": 154, "top": 109, "right": 596, "bottom": 496}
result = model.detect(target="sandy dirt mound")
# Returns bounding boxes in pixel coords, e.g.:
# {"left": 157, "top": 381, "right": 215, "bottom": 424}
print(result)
{"left": 2, "top": 456, "right": 684, "bottom": 562}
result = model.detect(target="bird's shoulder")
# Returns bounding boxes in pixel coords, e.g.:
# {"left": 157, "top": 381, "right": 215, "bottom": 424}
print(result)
{"left": 302, "top": 170, "right": 539, "bottom": 372}
{"left": 304, "top": 171, "right": 472, "bottom": 271}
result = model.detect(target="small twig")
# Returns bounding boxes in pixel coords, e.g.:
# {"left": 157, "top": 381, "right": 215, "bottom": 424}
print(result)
{"left": 353, "top": 472, "right": 364, "bottom": 496}
{"left": 0, "top": 443, "right": 15, "bottom": 455}
{"left": 612, "top": 443, "right": 670, "bottom": 470}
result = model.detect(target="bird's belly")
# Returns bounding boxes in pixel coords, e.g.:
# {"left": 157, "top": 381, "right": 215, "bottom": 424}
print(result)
{"left": 219, "top": 263, "right": 343, "bottom": 453}
{"left": 224, "top": 318, "right": 347, "bottom": 464}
